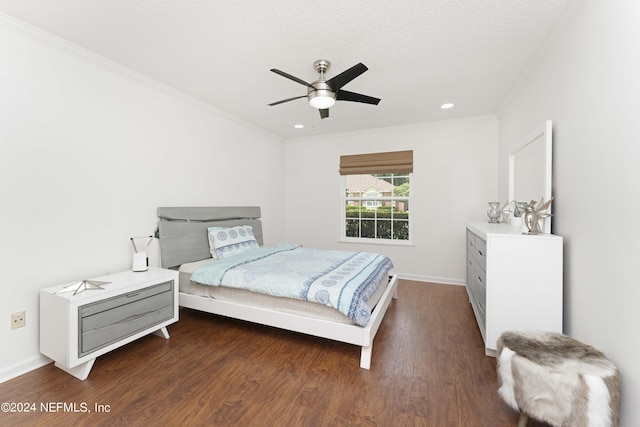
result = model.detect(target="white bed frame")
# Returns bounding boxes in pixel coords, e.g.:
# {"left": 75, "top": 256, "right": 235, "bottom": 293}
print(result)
{"left": 157, "top": 206, "right": 398, "bottom": 369}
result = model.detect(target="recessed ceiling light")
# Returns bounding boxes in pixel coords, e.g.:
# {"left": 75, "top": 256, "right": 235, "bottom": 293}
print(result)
{"left": 440, "top": 103, "right": 454, "bottom": 109}
{"left": 294, "top": 124, "right": 304, "bottom": 129}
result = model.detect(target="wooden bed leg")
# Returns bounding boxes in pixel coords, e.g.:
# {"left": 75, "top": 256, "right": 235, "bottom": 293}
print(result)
{"left": 360, "top": 344, "right": 373, "bottom": 369}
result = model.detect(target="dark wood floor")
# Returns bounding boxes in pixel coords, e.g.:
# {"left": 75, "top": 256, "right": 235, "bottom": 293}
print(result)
{"left": 0, "top": 280, "right": 549, "bottom": 426}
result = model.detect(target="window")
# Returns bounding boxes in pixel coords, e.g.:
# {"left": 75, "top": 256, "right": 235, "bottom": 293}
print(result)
{"left": 340, "top": 150, "right": 412, "bottom": 243}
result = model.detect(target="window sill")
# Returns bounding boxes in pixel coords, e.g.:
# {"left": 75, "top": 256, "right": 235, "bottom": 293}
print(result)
{"left": 338, "top": 238, "right": 415, "bottom": 247}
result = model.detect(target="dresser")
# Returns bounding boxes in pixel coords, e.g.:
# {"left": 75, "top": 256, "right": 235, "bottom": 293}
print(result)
{"left": 40, "top": 267, "right": 179, "bottom": 379}
{"left": 466, "top": 222, "right": 563, "bottom": 356}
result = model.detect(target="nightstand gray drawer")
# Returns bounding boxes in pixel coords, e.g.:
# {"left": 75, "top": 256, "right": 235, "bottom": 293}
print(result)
{"left": 80, "top": 281, "right": 172, "bottom": 317}
{"left": 78, "top": 281, "right": 174, "bottom": 357}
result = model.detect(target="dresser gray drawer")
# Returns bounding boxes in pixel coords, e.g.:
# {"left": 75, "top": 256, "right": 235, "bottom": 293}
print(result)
{"left": 474, "top": 236, "right": 487, "bottom": 266}
{"left": 467, "top": 251, "right": 486, "bottom": 313}
{"left": 467, "top": 230, "right": 487, "bottom": 269}
{"left": 473, "top": 266, "right": 486, "bottom": 314}
{"left": 78, "top": 281, "right": 174, "bottom": 357}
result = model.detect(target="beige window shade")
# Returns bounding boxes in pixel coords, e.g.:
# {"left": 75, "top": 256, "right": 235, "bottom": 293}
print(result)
{"left": 339, "top": 150, "right": 413, "bottom": 175}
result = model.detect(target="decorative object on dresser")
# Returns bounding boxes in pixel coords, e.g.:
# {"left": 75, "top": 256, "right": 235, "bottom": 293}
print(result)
{"left": 499, "top": 200, "right": 513, "bottom": 224}
{"left": 510, "top": 201, "right": 527, "bottom": 228}
{"left": 55, "top": 279, "right": 109, "bottom": 296}
{"left": 465, "top": 222, "right": 563, "bottom": 356}
{"left": 40, "top": 268, "right": 179, "bottom": 380}
{"left": 514, "top": 201, "right": 527, "bottom": 218}
{"left": 497, "top": 330, "right": 621, "bottom": 427}
{"left": 486, "top": 202, "right": 501, "bottom": 223}
{"left": 522, "top": 197, "right": 553, "bottom": 235}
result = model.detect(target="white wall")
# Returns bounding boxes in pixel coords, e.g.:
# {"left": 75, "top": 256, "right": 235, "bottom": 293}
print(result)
{"left": 0, "top": 17, "right": 285, "bottom": 380}
{"left": 284, "top": 117, "right": 498, "bottom": 283}
{"left": 497, "top": 1, "right": 640, "bottom": 425}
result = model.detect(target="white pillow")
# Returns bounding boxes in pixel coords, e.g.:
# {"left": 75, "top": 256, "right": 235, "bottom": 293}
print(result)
{"left": 207, "top": 225, "right": 259, "bottom": 259}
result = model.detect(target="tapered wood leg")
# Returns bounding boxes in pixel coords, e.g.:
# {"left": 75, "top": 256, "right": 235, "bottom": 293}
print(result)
{"left": 152, "top": 326, "right": 170, "bottom": 339}
{"left": 54, "top": 359, "right": 95, "bottom": 380}
{"left": 518, "top": 412, "right": 529, "bottom": 427}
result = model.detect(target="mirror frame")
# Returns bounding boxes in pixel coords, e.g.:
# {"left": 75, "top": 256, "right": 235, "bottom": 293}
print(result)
{"left": 508, "top": 120, "right": 553, "bottom": 233}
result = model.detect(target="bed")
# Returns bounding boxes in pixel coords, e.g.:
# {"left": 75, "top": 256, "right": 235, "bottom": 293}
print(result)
{"left": 157, "top": 206, "right": 398, "bottom": 369}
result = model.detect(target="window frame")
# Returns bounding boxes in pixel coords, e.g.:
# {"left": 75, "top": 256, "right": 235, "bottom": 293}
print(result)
{"left": 340, "top": 172, "right": 413, "bottom": 246}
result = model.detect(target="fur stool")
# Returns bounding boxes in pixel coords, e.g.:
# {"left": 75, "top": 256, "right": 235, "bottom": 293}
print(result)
{"left": 497, "top": 331, "right": 620, "bottom": 427}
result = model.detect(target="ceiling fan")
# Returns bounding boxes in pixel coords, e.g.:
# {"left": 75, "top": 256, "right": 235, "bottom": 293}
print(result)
{"left": 268, "top": 59, "right": 381, "bottom": 119}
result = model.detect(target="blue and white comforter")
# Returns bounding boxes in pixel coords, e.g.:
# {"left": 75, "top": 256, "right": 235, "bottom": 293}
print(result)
{"left": 190, "top": 243, "right": 393, "bottom": 326}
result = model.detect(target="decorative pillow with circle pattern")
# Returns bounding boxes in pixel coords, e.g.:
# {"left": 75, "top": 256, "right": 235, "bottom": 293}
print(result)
{"left": 207, "top": 225, "right": 259, "bottom": 259}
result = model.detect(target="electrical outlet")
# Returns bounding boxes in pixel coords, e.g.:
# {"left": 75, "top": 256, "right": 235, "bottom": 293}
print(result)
{"left": 11, "top": 311, "right": 26, "bottom": 329}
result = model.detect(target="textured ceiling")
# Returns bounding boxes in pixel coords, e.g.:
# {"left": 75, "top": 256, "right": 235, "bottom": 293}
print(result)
{"left": 0, "top": 1, "right": 572, "bottom": 139}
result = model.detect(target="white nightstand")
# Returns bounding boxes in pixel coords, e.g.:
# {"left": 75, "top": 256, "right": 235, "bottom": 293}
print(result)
{"left": 40, "top": 267, "right": 179, "bottom": 380}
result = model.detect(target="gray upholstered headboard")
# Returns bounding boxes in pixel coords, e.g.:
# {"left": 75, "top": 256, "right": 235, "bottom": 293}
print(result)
{"left": 157, "top": 206, "right": 263, "bottom": 268}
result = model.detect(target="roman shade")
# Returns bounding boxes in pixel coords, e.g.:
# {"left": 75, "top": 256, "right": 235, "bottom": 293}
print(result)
{"left": 339, "top": 150, "right": 413, "bottom": 175}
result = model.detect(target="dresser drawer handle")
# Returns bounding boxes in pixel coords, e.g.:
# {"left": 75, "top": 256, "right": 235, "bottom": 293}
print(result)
{"left": 126, "top": 292, "right": 139, "bottom": 298}
{"left": 477, "top": 250, "right": 484, "bottom": 257}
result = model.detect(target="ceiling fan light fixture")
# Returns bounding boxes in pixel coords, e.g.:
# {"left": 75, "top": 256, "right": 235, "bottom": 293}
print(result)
{"left": 309, "top": 93, "right": 336, "bottom": 109}
{"left": 308, "top": 81, "right": 336, "bottom": 109}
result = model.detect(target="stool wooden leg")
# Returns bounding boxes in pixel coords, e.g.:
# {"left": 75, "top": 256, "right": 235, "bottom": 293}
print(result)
{"left": 517, "top": 412, "right": 529, "bottom": 427}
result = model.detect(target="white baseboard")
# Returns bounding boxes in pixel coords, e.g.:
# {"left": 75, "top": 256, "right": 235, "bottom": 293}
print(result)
{"left": 0, "top": 355, "right": 52, "bottom": 384}
{"left": 395, "top": 272, "right": 465, "bottom": 286}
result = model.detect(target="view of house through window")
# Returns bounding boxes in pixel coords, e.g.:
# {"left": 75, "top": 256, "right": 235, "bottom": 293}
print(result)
{"left": 344, "top": 173, "right": 410, "bottom": 241}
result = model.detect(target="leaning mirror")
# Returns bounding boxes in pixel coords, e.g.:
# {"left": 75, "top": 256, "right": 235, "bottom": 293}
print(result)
{"left": 508, "top": 120, "right": 553, "bottom": 233}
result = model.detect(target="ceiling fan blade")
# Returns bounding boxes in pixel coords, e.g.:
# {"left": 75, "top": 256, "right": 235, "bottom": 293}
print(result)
{"left": 326, "top": 63, "right": 368, "bottom": 90}
{"left": 336, "top": 90, "right": 381, "bottom": 105}
{"left": 270, "top": 69, "right": 311, "bottom": 87}
{"left": 319, "top": 108, "right": 330, "bottom": 119}
{"left": 268, "top": 95, "right": 307, "bottom": 106}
